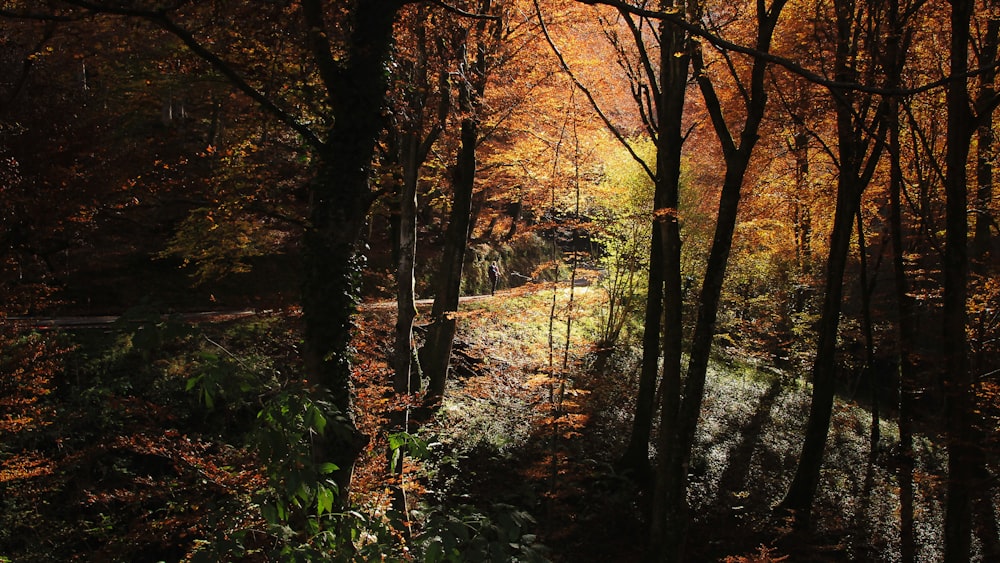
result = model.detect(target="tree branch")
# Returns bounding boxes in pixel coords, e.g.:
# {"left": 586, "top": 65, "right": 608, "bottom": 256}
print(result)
{"left": 576, "top": 0, "right": 999, "bottom": 97}
{"left": 56, "top": 0, "right": 326, "bottom": 150}
{"left": 429, "top": 0, "right": 502, "bottom": 20}
{"left": 533, "top": 0, "right": 657, "bottom": 182}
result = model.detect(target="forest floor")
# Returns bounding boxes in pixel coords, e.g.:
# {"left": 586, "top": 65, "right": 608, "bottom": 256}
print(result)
{"left": 348, "top": 284, "right": 951, "bottom": 562}
{"left": 1, "top": 282, "right": 954, "bottom": 561}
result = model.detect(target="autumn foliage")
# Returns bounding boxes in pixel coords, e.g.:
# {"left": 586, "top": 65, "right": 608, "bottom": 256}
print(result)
{"left": 2, "top": 0, "right": 1000, "bottom": 561}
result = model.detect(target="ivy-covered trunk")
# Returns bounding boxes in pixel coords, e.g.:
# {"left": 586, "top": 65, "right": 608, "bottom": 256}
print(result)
{"left": 301, "top": 159, "right": 373, "bottom": 499}
{"left": 300, "top": 0, "right": 404, "bottom": 499}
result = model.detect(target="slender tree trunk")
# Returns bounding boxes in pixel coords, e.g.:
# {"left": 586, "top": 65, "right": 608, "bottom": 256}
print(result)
{"left": 855, "top": 207, "right": 879, "bottom": 455}
{"left": 618, "top": 223, "right": 663, "bottom": 482}
{"left": 393, "top": 42, "right": 448, "bottom": 394}
{"left": 778, "top": 0, "right": 890, "bottom": 526}
{"left": 778, "top": 153, "right": 860, "bottom": 530}
{"left": 394, "top": 131, "right": 422, "bottom": 393}
{"left": 889, "top": 118, "right": 919, "bottom": 563}
{"left": 421, "top": 0, "right": 495, "bottom": 403}
{"left": 649, "top": 7, "right": 689, "bottom": 561}
{"left": 973, "top": 5, "right": 999, "bottom": 269}
{"left": 792, "top": 128, "right": 812, "bottom": 280}
{"left": 880, "top": 3, "right": 918, "bottom": 557}
{"left": 943, "top": 1, "right": 974, "bottom": 559}
{"left": 422, "top": 116, "right": 477, "bottom": 402}
{"left": 653, "top": 6, "right": 783, "bottom": 560}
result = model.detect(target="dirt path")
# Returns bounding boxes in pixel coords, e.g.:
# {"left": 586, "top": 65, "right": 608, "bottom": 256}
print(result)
{"left": 4, "top": 309, "right": 260, "bottom": 330}
{"left": 4, "top": 292, "right": 506, "bottom": 330}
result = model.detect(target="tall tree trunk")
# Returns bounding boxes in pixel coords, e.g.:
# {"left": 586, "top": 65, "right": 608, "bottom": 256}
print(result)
{"left": 395, "top": 131, "right": 423, "bottom": 393}
{"left": 648, "top": 6, "right": 689, "bottom": 561}
{"left": 855, "top": 207, "right": 879, "bottom": 456}
{"left": 654, "top": 4, "right": 783, "bottom": 560}
{"left": 943, "top": 0, "right": 974, "bottom": 559}
{"left": 392, "top": 17, "right": 447, "bottom": 394}
{"left": 422, "top": 114, "right": 477, "bottom": 401}
{"left": 881, "top": 3, "right": 918, "bottom": 557}
{"left": 778, "top": 138, "right": 861, "bottom": 529}
{"left": 301, "top": 0, "right": 402, "bottom": 499}
{"left": 778, "top": 0, "right": 887, "bottom": 527}
{"left": 421, "top": 0, "right": 495, "bottom": 403}
{"left": 792, "top": 127, "right": 813, "bottom": 280}
{"left": 889, "top": 114, "right": 919, "bottom": 563}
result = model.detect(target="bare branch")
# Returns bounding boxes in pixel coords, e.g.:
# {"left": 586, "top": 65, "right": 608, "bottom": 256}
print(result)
{"left": 577, "top": 0, "right": 999, "bottom": 98}
{"left": 429, "top": 0, "right": 502, "bottom": 20}
{"left": 533, "top": 0, "right": 657, "bottom": 182}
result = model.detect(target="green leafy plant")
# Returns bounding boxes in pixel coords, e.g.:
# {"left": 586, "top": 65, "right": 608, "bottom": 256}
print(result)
{"left": 412, "top": 503, "right": 549, "bottom": 563}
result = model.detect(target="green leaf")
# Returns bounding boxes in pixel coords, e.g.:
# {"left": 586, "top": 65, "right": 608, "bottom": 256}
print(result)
{"left": 425, "top": 539, "right": 444, "bottom": 563}
{"left": 316, "top": 485, "right": 335, "bottom": 516}
{"left": 307, "top": 406, "right": 327, "bottom": 435}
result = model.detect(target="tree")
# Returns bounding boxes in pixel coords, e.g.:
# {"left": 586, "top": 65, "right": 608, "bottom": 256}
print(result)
{"left": 942, "top": 0, "right": 975, "bottom": 558}
{"left": 388, "top": 6, "right": 450, "bottom": 394}
{"left": 777, "top": 0, "right": 892, "bottom": 527}
{"left": 653, "top": 0, "right": 786, "bottom": 558}
{"left": 421, "top": 0, "right": 505, "bottom": 403}
{"left": 3, "top": 0, "right": 420, "bottom": 501}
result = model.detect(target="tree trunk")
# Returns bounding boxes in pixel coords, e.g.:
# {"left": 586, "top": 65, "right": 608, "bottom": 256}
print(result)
{"left": 422, "top": 109, "right": 478, "bottom": 402}
{"left": 648, "top": 8, "right": 689, "bottom": 562}
{"left": 882, "top": 3, "right": 918, "bottom": 557}
{"left": 791, "top": 128, "right": 812, "bottom": 279}
{"left": 855, "top": 207, "right": 879, "bottom": 456}
{"left": 392, "top": 16, "right": 447, "bottom": 394}
{"left": 943, "top": 0, "right": 974, "bottom": 559}
{"left": 300, "top": 0, "right": 402, "bottom": 500}
{"left": 778, "top": 0, "right": 888, "bottom": 527}
{"left": 778, "top": 160, "right": 859, "bottom": 529}
{"left": 394, "top": 131, "right": 422, "bottom": 393}
{"left": 654, "top": 5, "right": 782, "bottom": 560}
{"left": 973, "top": 5, "right": 999, "bottom": 269}
{"left": 889, "top": 118, "right": 919, "bottom": 561}
{"left": 617, "top": 223, "right": 663, "bottom": 482}
{"left": 421, "top": 1, "right": 494, "bottom": 403}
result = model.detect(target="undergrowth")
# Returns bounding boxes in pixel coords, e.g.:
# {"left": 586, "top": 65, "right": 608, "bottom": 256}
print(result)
{"left": 0, "top": 288, "right": 972, "bottom": 562}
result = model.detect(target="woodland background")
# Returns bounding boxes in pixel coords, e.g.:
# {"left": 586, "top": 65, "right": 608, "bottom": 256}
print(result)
{"left": 1, "top": 0, "right": 999, "bottom": 561}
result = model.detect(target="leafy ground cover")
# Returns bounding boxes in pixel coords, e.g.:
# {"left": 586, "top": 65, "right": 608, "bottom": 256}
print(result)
{"left": 1, "top": 284, "right": 955, "bottom": 561}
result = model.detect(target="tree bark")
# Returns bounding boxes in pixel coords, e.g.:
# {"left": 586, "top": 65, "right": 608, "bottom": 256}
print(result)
{"left": 422, "top": 114, "right": 478, "bottom": 401}
{"left": 648, "top": 5, "right": 689, "bottom": 561}
{"left": 778, "top": 0, "right": 887, "bottom": 527}
{"left": 855, "top": 207, "right": 879, "bottom": 456}
{"left": 973, "top": 4, "right": 999, "bottom": 269}
{"left": 421, "top": 0, "right": 496, "bottom": 403}
{"left": 942, "top": 0, "right": 974, "bottom": 559}
{"left": 889, "top": 111, "right": 919, "bottom": 563}
{"left": 300, "top": 0, "right": 404, "bottom": 499}
{"left": 392, "top": 16, "right": 447, "bottom": 394}
{"left": 618, "top": 222, "right": 663, "bottom": 482}
{"left": 652, "top": 3, "right": 783, "bottom": 560}
{"left": 394, "top": 131, "right": 423, "bottom": 394}
{"left": 882, "top": 3, "right": 917, "bottom": 557}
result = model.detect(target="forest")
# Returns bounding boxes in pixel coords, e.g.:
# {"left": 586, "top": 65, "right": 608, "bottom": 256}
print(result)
{"left": 1, "top": 0, "right": 998, "bottom": 561}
